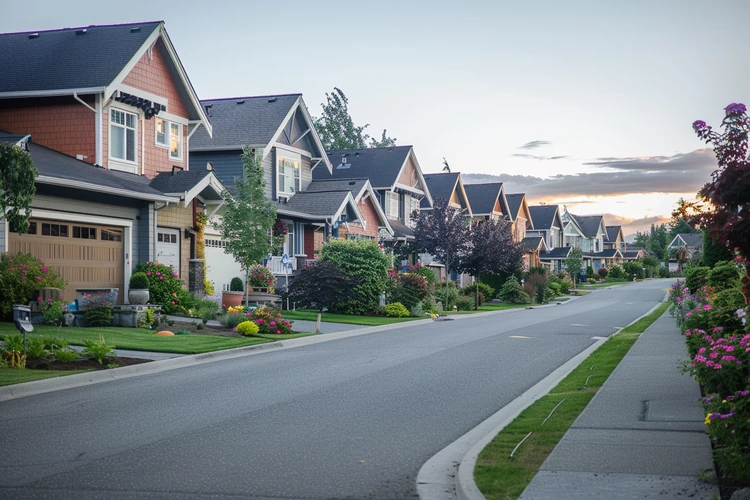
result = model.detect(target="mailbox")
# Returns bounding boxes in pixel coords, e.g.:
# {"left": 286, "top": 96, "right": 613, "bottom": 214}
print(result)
{"left": 13, "top": 304, "right": 34, "bottom": 334}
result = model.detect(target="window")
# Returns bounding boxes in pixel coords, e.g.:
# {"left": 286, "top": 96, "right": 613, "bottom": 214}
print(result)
{"left": 110, "top": 108, "right": 137, "bottom": 163}
{"left": 10, "top": 221, "right": 36, "bottom": 234}
{"left": 157, "top": 232, "right": 177, "bottom": 244}
{"left": 72, "top": 226, "right": 97, "bottom": 239}
{"left": 386, "top": 191, "right": 399, "bottom": 219}
{"left": 170, "top": 122, "right": 182, "bottom": 160}
{"left": 41, "top": 223, "right": 68, "bottom": 237}
{"left": 278, "top": 157, "right": 300, "bottom": 195}
{"left": 155, "top": 118, "right": 167, "bottom": 146}
{"left": 101, "top": 229, "right": 122, "bottom": 242}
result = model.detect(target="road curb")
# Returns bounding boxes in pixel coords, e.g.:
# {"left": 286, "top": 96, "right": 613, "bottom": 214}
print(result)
{"left": 418, "top": 291, "right": 667, "bottom": 500}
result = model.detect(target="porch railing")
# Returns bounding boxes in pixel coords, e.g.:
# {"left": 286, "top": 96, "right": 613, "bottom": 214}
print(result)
{"left": 268, "top": 256, "right": 297, "bottom": 275}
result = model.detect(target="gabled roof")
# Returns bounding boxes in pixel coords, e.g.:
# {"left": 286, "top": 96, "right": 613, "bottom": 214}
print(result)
{"left": 387, "top": 219, "right": 415, "bottom": 240}
{"left": 0, "top": 21, "right": 160, "bottom": 94}
{"left": 149, "top": 168, "right": 227, "bottom": 209}
{"left": 421, "top": 172, "right": 471, "bottom": 215}
{"left": 528, "top": 205, "right": 562, "bottom": 231}
{"left": 522, "top": 236, "right": 547, "bottom": 252}
{"left": 669, "top": 233, "right": 703, "bottom": 248}
{"left": 572, "top": 215, "right": 605, "bottom": 238}
{"left": 605, "top": 225, "right": 623, "bottom": 243}
{"left": 505, "top": 193, "right": 533, "bottom": 228}
{"left": 587, "top": 249, "right": 622, "bottom": 259}
{"left": 191, "top": 94, "right": 299, "bottom": 151}
{"left": 541, "top": 247, "right": 573, "bottom": 260}
{"left": 0, "top": 132, "right": 176, "bottom": 202}
{"left": 279, "top": 190, "right": 362, "bottom": 224}
{"left": 464, "top": 183, "right": 510, "bottom": 217}
{"left": 315, "top": 146, "right": 427, "bottom": 194}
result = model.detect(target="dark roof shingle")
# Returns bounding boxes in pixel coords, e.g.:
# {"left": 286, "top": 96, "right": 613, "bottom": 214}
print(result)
{"left": 541, "top": 247, "right": 572, "bottom": 259}
{"left": 0, "top": 22, "right": 160, "bottom": 93}
{"left": 422, "top": 172, "right": 458, "bottom": 208}
{"left": 280, "top": 190, "right": 350, "bottom": 217}
{"left": 304, "top": 178, "right": 368, "bottom": 198}
{"left": 528, "top": 205, "right": 559, "bottom": 230}
{"left": 605, "top": 225, "right": 622, "bottom": 242}
{"left": 522, "top": 236, "right": 544, "bottom": 251}
{"left": 464, "top": 183, "right": 504, "bottom": 215}
{"left": 314, "top": 146, "right": 413, "bottom": 189}
{"left": 505, "top": 194, "right": 526, "bottom": 221}
{"left": 190, "top": 94, "right": 301, "bottom": 150}
{"left": 570, "top": 214, "right": 604, "bottom": 238}
{"left": 149, "top": 169, "right": 212, "bottom": 194}
{"left": 674, "top": 233, "right": 703, "bottom": 248}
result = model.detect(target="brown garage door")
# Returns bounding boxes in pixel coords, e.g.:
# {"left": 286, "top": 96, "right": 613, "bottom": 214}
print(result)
{"left": 8, "top": 218, "right": 124, "bottom": 303}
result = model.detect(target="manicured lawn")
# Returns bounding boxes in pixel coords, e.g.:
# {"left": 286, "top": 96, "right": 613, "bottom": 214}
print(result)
{"left": 445, "top": 303, "right": 529, "bottom": 315}
{"left": 282, "top": 310, "right": 423, "bottom": 325}
{"left": 0, "top": 323, "right": 313, "bottom": 355}
{"left": 474, "top": 301, "right": 669, "bottom": 500}
{"left": 0, "top": 368, "right": 92, "bottom": 387}
{"left": 578, "top": 281, "right": 628, "bottom": 289}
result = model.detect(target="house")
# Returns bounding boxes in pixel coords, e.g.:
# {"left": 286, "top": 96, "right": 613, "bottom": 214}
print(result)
{"left": 505, "top": 194, "right": 533, "bottom": 243}
{"left": 189, "top": 93, "right": 371, "bottom": 288}
{"left": 667, "top": 233, "right": 703, "bottom": 272}
{"left": 623, "top": 246, "right": 649, "bottom": 261}
{"left": 560, "top": 209, "right": 625, "bottom": 274}
{"left": 0, "top": 21, "right": 223, "bottom": 302}
{"left": 463, "top": 182, "right": 511, "bottom": 222}
{"left": 540, "top": 246, "right": 573, "bottom": 273}
{"left": 421, "top": 172, "right": 472, "bottom": 217}
{"left": 527, "top": 205, "right": 564, "bottom": 251}
{"left": 315, "top": 146, "right": 433, "bottom": 248}
{"left": 522, "top": 236, "right": 549, "bottom": 269}
{"left": 604, "top": 225, "right": 625, "bottom": 253}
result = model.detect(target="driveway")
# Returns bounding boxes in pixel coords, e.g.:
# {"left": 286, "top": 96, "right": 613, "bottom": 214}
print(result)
{"left": 0, "top": 280, "right": 668, "bottom": 499}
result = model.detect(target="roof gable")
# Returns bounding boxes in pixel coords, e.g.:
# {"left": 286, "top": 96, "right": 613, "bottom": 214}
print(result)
{"left": 669, "top": 232, "right": 703, "bottom": 248}
{"left": 605, "top": 225, "right": 623, "bottom": 243}
{"left": 464, "top": 182, "right": 508, "bottom": 216}
{"left": 315, "top": 146, "right": 414, "bottom": 189}
{"left": 506, "top": 193, "right": 533, "bottom": 228}
{"left": 570, "top": 214, "right": 605, "bottom": 238}
{"left": 528, "top": 205, "right": 561, "bottom": 231}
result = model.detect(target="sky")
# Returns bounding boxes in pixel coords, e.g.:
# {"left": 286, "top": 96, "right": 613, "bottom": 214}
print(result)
{"left": 3, "top": 0, "right": 749, "bottom": 236}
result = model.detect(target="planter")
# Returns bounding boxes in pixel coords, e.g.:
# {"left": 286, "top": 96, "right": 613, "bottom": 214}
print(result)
{"left": 222, "top": 291, "right": 244, "bottom": 308}
{"left": 128, "top": 289, "right": 149, "bottom": 305}
{"left": 248, "top": 287, "right": 270, "bottom": 294}
{"left": 245, "top": 291, "right": 281, "bottom": 306}
{"left": 62, "top": 313, "right": 75, "bottom": 327}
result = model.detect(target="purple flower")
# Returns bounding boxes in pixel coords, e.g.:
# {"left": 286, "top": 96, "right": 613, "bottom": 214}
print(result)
{"left": 692, "top": 119, "right": 707, "bottom": 129}
{"left": 726, "top": 103, "right": 747, "bottom": 115}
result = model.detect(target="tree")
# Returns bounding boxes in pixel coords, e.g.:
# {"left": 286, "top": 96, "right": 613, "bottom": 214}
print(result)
{"left": 411, "top": 198, "right": 470, "bottom": 284}
{"left": 287, "top": 261, "right": 358, "bottom": 332}
{"left": 0, "top": 142, "right": 37, "bottom": 235}
{"left": 702, "top": 228, "right": 734, "bottom": 268}
{"left": 669, "top": 247, "right": 688, "bottom": 273}
{"left": 669, "top": 199, "right": 698, "bottom": 238}
{"left": 313, "top": 87, "right": 396, "bottom": 150}
{"left": 213, "top": 147, "right": 277, "bottom": 306}
{"left": 442, "top": 157, "right": 451, "bottom": 173}
{"left": 564, "top": 248, "right": 584, "bottom": 284}
{"left": 692, "top": 103, "right": 750, "bottom": 302}
{"left": 461, "top": 219, "right": 524, "bottom": 308}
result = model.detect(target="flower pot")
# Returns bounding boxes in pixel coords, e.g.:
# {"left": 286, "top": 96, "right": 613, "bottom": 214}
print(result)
{"left": 248, "top": 287, "right": 269, "bottom": 294}
{"left": 128, "top": 289, "right": 149, "bottom": 305}
{"left": 222, "top": 291, "right": 244, "bottom": 308}
{"left": 62, "top": 312, "right": 75, "bottom": 327}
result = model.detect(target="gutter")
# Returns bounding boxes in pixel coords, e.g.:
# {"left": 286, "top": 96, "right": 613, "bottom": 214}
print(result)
{"left": 0, "top": 87, "right": 106, "bottom": 99}
{"left": 36, "top": 175, "right": 180, "bottom": 203}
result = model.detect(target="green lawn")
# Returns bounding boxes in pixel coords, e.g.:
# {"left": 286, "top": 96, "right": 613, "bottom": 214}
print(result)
{"left": 282, "top": 310, "right": 423, "bottom": 326}
{"left": 445, "top": 303, "right": 529, "bottom": 315}
{"left": 0, "top": 368, "right": 92, "bottom": 387}
{"left": 474, "top": 301, "right": 669, "bottom": 500}
{"left": 578, "top": 281, "right": 628, "bottom": 289}
{"left": 0, "top": 323, "right": 313, "bottom": 355}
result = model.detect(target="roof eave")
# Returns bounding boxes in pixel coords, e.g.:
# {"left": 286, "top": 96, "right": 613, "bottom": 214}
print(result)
{"left": 36, "top": 175, "right": 179, "bottom": 203}
{"left": 0, "top": 87, "right": 106, "bottom": 99}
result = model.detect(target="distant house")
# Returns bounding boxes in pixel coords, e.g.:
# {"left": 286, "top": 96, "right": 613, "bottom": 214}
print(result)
{"left": 522, "top": 236, "right": 548, "bottom": 269}
{"left": 505, "top": 194, "right": 533, "bottom": 243}
{"left": 667, "top": 233, "right": 703, "bottom": 272}
{"left": 623, "top": 246, "right": 649, "bottom": 261}
{"left": 528, "top": 205, "right": 564, "bottom": 251}
{"left": 464, "top": 183, "right": 510, "bottom": 222}
{"left": 562, "top": 209, "right": 622, "bottom": 274}
{"left": 604, "top": 226, "right": 625, "bottom": 253}
{"left": 421, "top": 172, "right": 472, "bottom": 217}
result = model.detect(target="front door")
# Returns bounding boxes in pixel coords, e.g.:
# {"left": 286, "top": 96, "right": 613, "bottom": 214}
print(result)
{"left": 156, "top": 228, "right": 180, "bottom": 274}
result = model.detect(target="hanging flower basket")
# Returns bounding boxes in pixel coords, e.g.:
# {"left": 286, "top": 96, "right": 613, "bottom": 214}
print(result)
{"left": 273, "top": 219, "right": 288, "bottom": 237}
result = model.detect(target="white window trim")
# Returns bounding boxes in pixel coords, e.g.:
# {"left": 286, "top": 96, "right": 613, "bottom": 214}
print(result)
{"left": 386, "top": 191, "right": 399, "bottom": 219}
{"left": 169, "top": 122, "right": 183, "bottom": 161}
{"left": 277, "top": 154, "right": 301, "bottom": 197}
{"left": 155, "top": 117, "right": 169, "bottom": 149}
{"left": 108, "top": 105, "right": 139, "bottom": 173}
{"left": 154, "top": 118, "right": 184, "bottom": 162}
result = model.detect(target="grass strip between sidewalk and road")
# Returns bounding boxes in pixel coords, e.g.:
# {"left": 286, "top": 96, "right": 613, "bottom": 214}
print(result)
{"left": 474, "top": 301, "right": 670, "bottom": 500}
{"left": 0, "top": 323, "right": 313, "bottom": 355}
{"left": 282, "top": 310, "right": 422, "bottom": 325}
{"left": 0, "top": 369, "right": 92, "bottom": 387}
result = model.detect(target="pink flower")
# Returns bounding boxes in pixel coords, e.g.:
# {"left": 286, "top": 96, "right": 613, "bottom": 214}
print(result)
{"left": 267, "top": 279, "right": 273, "bottom": 285}
{"left": 156, "top": 272, "right": 161, "bottom": 276}
{"left": 171, "top": 301, "right": 175, "bottom": 305}
{"left": 277, "top": 313, "right": 282, "bottom": 317}
{"left": 147, "top": 271, "right": 152, "bottom": 276}
{"left": 276, "top": 330, "right": 281, "bottom": 334}
{"left": 37, "top": 296, "right": 43, "bottom": 302}
{"left": 702, "top": 304, "right": 712, "bottom": 311}
{"left": 270, "top": 321, "right": 276, "bottom": 326}
{"left": 173, "top": 273, "right": 178, "bottom": 278}
{"left": 47, "top": 298, "right": 52, "bottom": 302}
{"left": 36, "top": 276, "right": 42, "bottom": 281}
{"left": 257, "top": 318, "right": 264, "bottom": 324}
{"left": 160, "top": 276, "right": 164, "bottom": 280}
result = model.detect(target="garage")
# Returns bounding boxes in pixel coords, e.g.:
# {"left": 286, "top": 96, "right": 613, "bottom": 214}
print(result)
{"left": 155, "top": 227, "right": 180, "bottom": 275}
{"left": 8, "top": 218, "right": 125, "bottom": 303}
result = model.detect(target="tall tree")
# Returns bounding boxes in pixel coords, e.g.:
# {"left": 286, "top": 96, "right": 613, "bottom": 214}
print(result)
{"left": 314, "top": 87, "right": 396, "bottom": 150}
{"left": 411, "top": 198, "right": 470, "bottom": 283}
{"left": 564, "top": 248, "right": 584, "bottom": 284}
{"left": 213, "top": 147, "right": 277, "bottom": 306}
{"left": 0, "top": 142, "right": 37, "bottom": 235}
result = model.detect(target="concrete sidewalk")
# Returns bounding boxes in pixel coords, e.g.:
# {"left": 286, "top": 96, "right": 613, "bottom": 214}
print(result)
{"left": 520, "top": 313, "right": 719, "bottom": 499}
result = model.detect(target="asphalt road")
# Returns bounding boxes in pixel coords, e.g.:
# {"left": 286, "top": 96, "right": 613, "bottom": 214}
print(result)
{"left": 0, "top": 280, "right": 668, "bottom": 500}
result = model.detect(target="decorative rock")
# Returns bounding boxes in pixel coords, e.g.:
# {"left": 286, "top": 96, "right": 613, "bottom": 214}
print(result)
{"left": 155, "top": 330, "right": 174, "bottom": 336}
{"left": 731, "top": 488, "right": 750, "bottom": 500}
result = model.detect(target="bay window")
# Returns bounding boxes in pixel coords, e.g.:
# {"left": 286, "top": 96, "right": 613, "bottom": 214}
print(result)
{"left": 278, "top": 157, "right": 300, "bottom": 195}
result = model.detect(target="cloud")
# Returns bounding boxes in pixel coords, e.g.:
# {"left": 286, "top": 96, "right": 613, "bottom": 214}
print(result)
{"left": 463, "top": 148, "right": 716, "bottom": 197}
{"left": 511, "top": 153, "right": 569, "bottom": 161}
{"left": 519, "top": 140, "right": 551, "bottom": 150}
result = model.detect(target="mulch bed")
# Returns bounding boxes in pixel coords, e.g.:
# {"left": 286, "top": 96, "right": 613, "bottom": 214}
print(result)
{"left": 25, "top": 356, "right": 150, "bottom": 371}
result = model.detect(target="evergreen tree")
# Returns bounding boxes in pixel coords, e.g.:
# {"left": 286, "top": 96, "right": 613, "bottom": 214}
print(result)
{"left": 314, "top": 87, "right": 396, "bottom": 150}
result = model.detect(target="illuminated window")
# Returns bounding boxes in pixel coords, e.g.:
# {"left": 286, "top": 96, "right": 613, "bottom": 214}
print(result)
{"left": 155, "top": 118, "right": 167, "bottom": 146}
{"left": 278, "top": 157, "right": 300, "bottom": 195}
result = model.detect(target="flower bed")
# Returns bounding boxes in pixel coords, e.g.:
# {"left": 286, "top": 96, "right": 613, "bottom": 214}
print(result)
{"left": 669, "top": 267, "right": 750, "bottom": 490}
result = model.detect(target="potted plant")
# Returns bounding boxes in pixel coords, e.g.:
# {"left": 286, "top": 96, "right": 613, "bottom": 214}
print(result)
{"left": 128, "top": 272, "right": 150, "bottom": 305}
{"left": 222, "top": 277, "right": 244, "bottom": 308}
{"left": 247, "top": 263, "right": 276, "bottom": 292}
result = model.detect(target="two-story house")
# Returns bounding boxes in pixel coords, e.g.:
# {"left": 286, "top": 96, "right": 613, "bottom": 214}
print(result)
{"left": 527, "top": 205, "right": 571, "bottom": 272}
{"left": 562, "top": 210, "right": 622, "bottom": 274}
{"left": 463, "top": 182, "right": 511, "bottom": 222}
{"left": 0, "top": 22, "right": 224, "bottom": 302}
{"left": 189, "top": 94, "right": 385, "bottom": 290}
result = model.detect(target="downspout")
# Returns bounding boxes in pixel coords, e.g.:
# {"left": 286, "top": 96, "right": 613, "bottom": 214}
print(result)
{"left": 141, "top": 114, "right": 145, "bottom": 175}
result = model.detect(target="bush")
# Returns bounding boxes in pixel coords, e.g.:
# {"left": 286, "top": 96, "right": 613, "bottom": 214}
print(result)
{"left": 434, "top": 281, "right": 460, "bottom": 310}
{"left": 410, "top": 301, "right": 424, "bottom": 318}
{"left": 82, "top": 335, "right": 115, "bottom": 365}
{"left": 247, "top": 263, "right": 276, "bottom": 289}
{"left": 0, "top": 252, "right": 66, "bottom": 320}
{"left": 497, "top": 276, "right": 532, "bottom": 304}
{"left": 685, "top": 266, "right": 710, "bottom": 293}
{"left": 230, "top": 277, "right": 244, "bottom": 292}
{"left": 38, "top": 298, "right": 64, "bottom": 325}
{"left": 658, "top": 266, "right": 670, "bottom": 278}
{"left": 549, "top": 274, "right": 571, "bottom": 294}
{"left": 133, "top": 261, "right": 184, "bottom": 314}
{"left": 247, "top": 306, "right": 292, "bottom": 335}
{"left": 80, "top": 291, "right": 115, "bottom": 327}
{"left": 608, "top": 265, "right": 624, "bottom": 279}
{"left": 463, "top": 283, "right": 495, "bottom": 306}
{"left": 235, "top": 320, "right": 259, "bottom": 336}
{"left": 586, "top": 266, "right": 595, "bottom": 278}
{"left": 319, "top": 240, "right": 390, "bottom": 315}
{"left": 454, "top": 296, "right": 473, "bottom": 311}
{"left": 406, "top": 263, "right": 436, "bottom": 287}
{"left": 707, "top": 261, "right": 742, "bottom": 291}
{"left": 129, "top": 272, "right": 149, "bottom": 289}
{"left": 385, "top": 302, "right": 410, "bottom": 317}
{"left": 26, "top": 338, "right": 47, "bottom": 359}
{"left": 219, "top": 311, "right": 247, "bottom": 329}
{"left": 597, "top": 267, "right": 608, "bottom": 279}
{"left": 53, "top": 349, "right": 79, "bottom": 363}
{"left": 288, "top": 261, "right": 359, "bottom": 312}
{"left": 388, "top": 272, "right": 429, "bottom": 311}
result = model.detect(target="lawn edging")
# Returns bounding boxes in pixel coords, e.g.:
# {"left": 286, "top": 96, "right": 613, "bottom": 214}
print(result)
{"left": 419, "top": 296, "right": 668, "bottom": 500}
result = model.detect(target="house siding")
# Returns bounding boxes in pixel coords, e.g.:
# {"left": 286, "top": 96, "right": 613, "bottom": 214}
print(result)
{"left": 156, "top": 203, "right": 198, "bottom": 285}
{"left": 190, "top": 150, "right": 244, "bottom": 191}
{"left": 339, "top": 196, "right": 380, "bottom": 240}
{"left": 0, "top": 219, "right": 5, "bottom": 253}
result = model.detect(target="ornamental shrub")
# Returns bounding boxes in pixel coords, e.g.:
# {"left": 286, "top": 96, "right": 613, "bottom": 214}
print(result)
{"left": 497, "top": 276, "right": 531, "bottom": 304}
{"left": 434, "top": 280, "right": 460, "bottom": 310}
{"left": 80, "top": 291, "right": 115, "bottom": 327}
{"left": 246, "top": 306, "right": 292, "bottom": 335}
{"left": 597, "top": 267, "right": 609, "bottom": 279}
{"left": 608, "top": 265, "right": 624, "bottom": 279}
{"left": 247, "top": 263, "right": 276, "bottom": 289}
{"left": 385, "top": 302, "right": 410, "bottom": 317}
{"left": 235, "top": 320, "right": 259, "bottom": 336}
{"left": 685, "top": 266, "right": 710, "bottom": 293}
{"left": 133, "top": 261, "right": 184, "bottom": 314}
{"left": 406, "top": 263, "right": 436, "bottom": 287}
{"left": 388, "top": 272, "right": 429, "bottom": 311}
{"left": 455, "top": 295, "right": 474, "bottom": 311}
{"left": 39, "top": 298, "right": 64, "bottom": 325}
{"left": 0, "top": 252, "right": 66, "bottom": 320}
{"left": 319, "top": 240, "right": 390, "bottom": 315}
{"left": 129, "top": 272, "right": 149, "bottom": 289}
{"left": 230, "top": 277, "right": 244, "bottom": 292}
{"left": 463, "top": 283, "right": 495, "bottom": 306}
{"left": 707, "top": 261, "right": 742, "bottom": 292}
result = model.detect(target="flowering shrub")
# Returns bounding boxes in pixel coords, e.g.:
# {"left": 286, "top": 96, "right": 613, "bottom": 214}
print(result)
{"left": 406, "top": 263, "right": 436, "bottom": 286}
{"left": 0, "top": 252, "right": 66, "bottom": 319}
{"left": 245, "top": 306, "right": 292, "bottom": 335}
{"left": 80, "top": 291, "right": 116, "bottom": 327}
{"left": 235, "top": 320, "right": 259, "bottom": 336}
{"left": 385, "top": 302, "right": 410, "bottom": 318}
{"left": 387, "top": 272, "right": 429, "bottom": 311}
{"left": 133, "top": 261, "right": 184, "bottom": 314}
{"left": 702, "top": 390, "right": 750, "bottom": 481}
{"left": 38, "top": 297, "right": 65, "bottom": 325}
{"left": 247, "top": 263, "right": 276, "bottom": 289}
{"left": 272, "top": 219, "right": 288, "bottom": 237}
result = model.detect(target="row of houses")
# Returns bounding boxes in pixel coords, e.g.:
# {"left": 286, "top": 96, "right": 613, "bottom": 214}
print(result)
{"left": 0, "top": 21, "right": 650, "bottom": 304}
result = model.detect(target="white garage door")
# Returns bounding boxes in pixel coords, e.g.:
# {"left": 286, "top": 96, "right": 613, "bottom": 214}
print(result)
{"left": 156, "top": 228, "right": 180, "bottom": 274}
